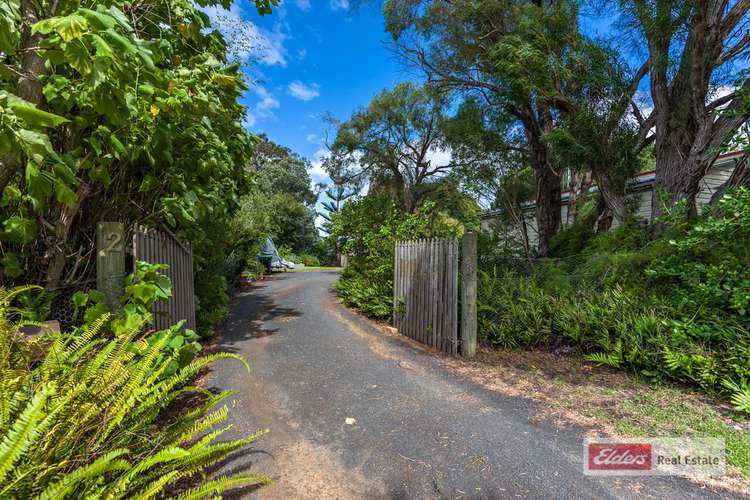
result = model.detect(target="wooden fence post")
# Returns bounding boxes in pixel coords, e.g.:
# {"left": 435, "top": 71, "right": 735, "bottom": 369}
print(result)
{"left": 97, "top": 222, "right": 125, "bottom": 312}
{"left": 461, "top": 231, "right": 477, "bottom": 358}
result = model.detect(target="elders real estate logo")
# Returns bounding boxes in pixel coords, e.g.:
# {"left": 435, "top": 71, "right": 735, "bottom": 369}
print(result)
{"left": 583, "top": 438, "right": 726, "bottom": 476}
{"left": 587, "top": 443, "right": 652, "bottom": 471}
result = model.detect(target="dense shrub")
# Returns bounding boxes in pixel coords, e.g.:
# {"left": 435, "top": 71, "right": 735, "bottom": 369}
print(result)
{"left": 335, "top": 267, "right": 394, "bottom": 318}
{"left": 331, "top": 195, "right": 465, "bottom": 319}
{"left": 298, "top": 254, "right": 321, "bottom": 267}
{"left": 478, "top": 189, "right": 750, "bottom": 413}
{"left": 0, "top": 286, "right": 270, "bottom": 498}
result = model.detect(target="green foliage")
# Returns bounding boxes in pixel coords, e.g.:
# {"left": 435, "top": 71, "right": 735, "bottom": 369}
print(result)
{"left": 72, "top": 263, "right": 202, "bottom": 369}
{"left": 328, "top": 81, "right": 452, "bottom": 213}
{"left": 646, "top": 189, "right": 750, "bottom": 317}
{"left": 335, "top": 268, "right": 394, "bottom": 319}
{"left": 0, "top": 286, "right": 270, "bottom": 498}
{"left": 478, "top": 268, "right": 553, "bottom": 348}
{"left": 478, "top": 190, "right": 750, "bottom": 414}
{"left": 229, "top": 135, "right": 321, "bottom": 280}
{"left": 298, "top": 254, "right": 321, "bottom": 267}
{"left": 0, "top": 0, "right": 281, "bottom": 338}
{"left": 332, "top": 194, "right": 463, "bottom": 319}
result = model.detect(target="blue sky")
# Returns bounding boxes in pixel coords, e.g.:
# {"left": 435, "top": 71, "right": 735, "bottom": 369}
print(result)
{"left": 203, "top": 0, "right": 408, "bottom": 224}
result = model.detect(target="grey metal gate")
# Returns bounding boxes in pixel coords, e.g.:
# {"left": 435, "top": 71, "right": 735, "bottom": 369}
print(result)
{"left": 393, "top": 239, "right": 459, "bottom": 355}
{"left": 132, "top": 225, "right": 196, "bottom": 331}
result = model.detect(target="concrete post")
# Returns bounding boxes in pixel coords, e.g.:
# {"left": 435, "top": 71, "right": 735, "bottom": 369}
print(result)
{"left": 97, "top": 222, "right": 125, "bottom": 312}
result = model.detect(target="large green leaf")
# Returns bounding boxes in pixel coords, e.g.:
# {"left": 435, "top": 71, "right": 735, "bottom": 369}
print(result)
{"left": 0, "top": 216, "right": 38, "bottom": 244}
{"left": 52, "top": 162, "right": 78, "bottom": 186}
{"left": 0, "top": 0, "right": 20, "bottom": 53}
{"left": 55, "top": 179, "right": 76, "bottom": 207}
{"left": 33, "top": 14, "right": 88, "bottom": 42}
{"left": 16, "top": 129, "right": 57, "bottom": 164}
{"left": 25, "top": 161, "right": 53, "bottom": 205}
{"left": 1, "top": 252, "right": 22, "bottom": 278}
{"left": 78, "top": 8, "right": 116, "bottom": 30}
{"left": 64, "top": 39, "right": 93, "bottom": 75}
{"left": 99, "top": 5, "right": 133, "bottom": 32}
{"left": 90, "top": 34, "right": 114, "bottom": 58}
{"left": 103, "top": 28, "right": 136, "bottom": 56}
{"left": 4, "top": 93, "right": 69, "bottom": 127}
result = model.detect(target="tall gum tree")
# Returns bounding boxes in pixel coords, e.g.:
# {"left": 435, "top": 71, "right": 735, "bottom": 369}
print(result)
{"left": 619, "top": 0, "right": 750, "bottom": 219}
{"left": 385, "top": 0, "right": 636, "bottom": 254}
{"left": 328, "top": 82, "right": 452, "bottom": 214}
{"left": 385, "top": 0, "right": 647, "bottom": 255}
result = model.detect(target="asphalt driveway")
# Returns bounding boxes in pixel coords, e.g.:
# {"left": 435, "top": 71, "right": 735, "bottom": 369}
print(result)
{"left": 206, "top": 271, "right": 729, "bottom": 499}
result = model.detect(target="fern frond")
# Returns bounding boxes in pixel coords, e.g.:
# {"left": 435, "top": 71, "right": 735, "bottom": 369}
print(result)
{"left": 0, "top": 286, "right": 43, "bottom": 308}
{"left": 133, "top": 354, "right": 248, "bottom": 419}
{"left": 584, "top": 350, "right": 622, "bottom": 368}
{"left": 173, "top": 405, "right": 229, "bottom": 447}
{"left": 36, "top": 449, "right": 130, "bottom": 500}
{"left": 0, "top": 382, "right": 55, "bottom": 484}
{"left": 62, "top": 314, "right": 111, "bottom": 362}
{"left": 96, "top": 332, "right": 173, "bottom": 446}
{"left": 175, "top": 474, "right": 273, "bottom": 500}
{"left": 160, "top": 390, "right": 235, "bottom": 445}
{"left": 723, "top": 379, "right": 750, "bottom": 414}
{"left": 107, "top": 447, "right": 189, "bottom": 496}
{"left": 131, "top": 470, "right": 183, "bottom": 500}
{"left": 177, "top": 429, "right": 268, "bottom": 477}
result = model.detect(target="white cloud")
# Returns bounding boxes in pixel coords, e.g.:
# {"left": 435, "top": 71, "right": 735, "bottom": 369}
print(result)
{"left": 329, "top": 0, "right": 349, "bottom": 10}
{"left": 306, "top": 133, "right": 318, "bottom": 142}
{"left": 426, "top": 147, "right": 452, "bottom": 168}
{"left": 288, "top": 81, "right": 320, "bottom": 101}
{"left": 314, "top": 214, "right": 327, "bottom": 229}
{"left": 308, "top": 148, "right": 330, "bottom": 182}
{"left": 200, "top": 4, "right": 288, "bottom": 66}
{"left": 242, "top": 86, "right": 280, "bottom": 129}
{"left": 297, "top": 48, "right": 308, "bottom": 60}
{"left": 295, "top": 0, "right": 311, "bottom": 11}
{"left": 255, "top": 86, "right": 280, "bottom": 114}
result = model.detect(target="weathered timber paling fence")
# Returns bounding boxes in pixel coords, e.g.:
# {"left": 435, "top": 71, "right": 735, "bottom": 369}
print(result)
{"left": 393, "top": 239, "right": 459, "bottom": 355}
{"left": 132, "top": 225, "right": 196, "bottom": 331}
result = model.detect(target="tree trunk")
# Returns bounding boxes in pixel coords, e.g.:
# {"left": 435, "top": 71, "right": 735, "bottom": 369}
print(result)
{"left": 0, "top": 0, "right": 49, "bottom": 194}
{"left": 592, "top": 168, "right": 627, "bottom": 225}
{"left": 570, "top": 171, "right": 592, "bottom": 224}
{"left": 45, "top": 184, "right": 89, "bottom": 289}
{"left": 534, "top": 159, "right": 561, "bottom": 257}
{"left": 710, "top": 153, "right": 750, "bottom": 205}
{"left": 651, "top": 136, "right": 708, "bottom": 221}
{"left": 514, "top": 104, "right": 561, "bottom": 257}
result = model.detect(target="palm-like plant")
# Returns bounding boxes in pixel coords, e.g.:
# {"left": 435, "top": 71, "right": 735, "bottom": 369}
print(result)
{"left": 0, "top": 286, "right": 270, "bottom": 498}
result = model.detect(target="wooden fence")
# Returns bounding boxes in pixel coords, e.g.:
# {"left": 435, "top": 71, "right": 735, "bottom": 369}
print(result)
{"left": 132, "top": 225, "right": 196, "bottom": 331}
{"left": 393, "top": 239, "right": 459, "bottom": 355}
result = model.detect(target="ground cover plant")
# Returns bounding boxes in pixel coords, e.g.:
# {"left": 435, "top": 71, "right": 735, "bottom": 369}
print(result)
{"left": 477, "top": 188, "right": 750, "bottom": 414}
{"left": 0, "top": 284, "right": 270, "bottom": 498}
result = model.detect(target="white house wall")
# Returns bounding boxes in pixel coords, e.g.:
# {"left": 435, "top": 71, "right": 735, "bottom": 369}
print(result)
{"left": 481, "top": 154, "right": 743, "bottom": 248}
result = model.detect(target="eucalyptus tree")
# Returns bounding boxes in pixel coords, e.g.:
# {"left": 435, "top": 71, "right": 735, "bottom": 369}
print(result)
{"left": 386, "top": 0, "right": 650, "bottom": 253}
{"left": 615, "top": 0, "right": 750, "bottom": 218}
{"left": 328, "top": 81, "right": 452, "bottom": 213}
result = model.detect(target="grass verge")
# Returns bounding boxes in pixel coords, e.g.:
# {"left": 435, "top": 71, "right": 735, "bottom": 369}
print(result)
{"left": 290, "top": 266, "right": 343, "bottom": 272}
